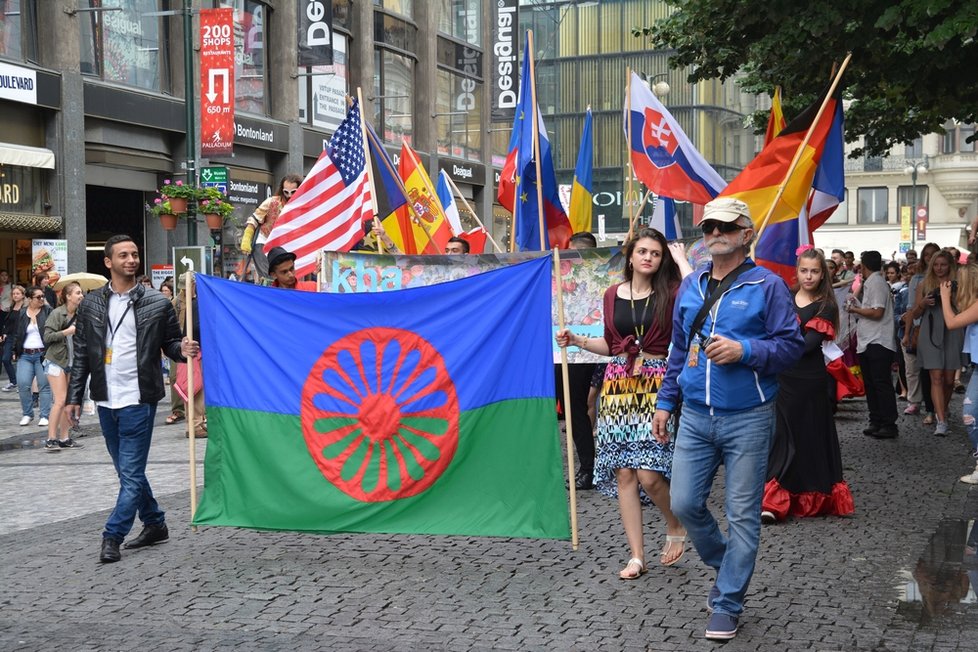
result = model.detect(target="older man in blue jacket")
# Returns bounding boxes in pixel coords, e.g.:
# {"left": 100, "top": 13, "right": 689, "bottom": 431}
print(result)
{"left": 652, "top": 197, "right": 804, "bottom": 641}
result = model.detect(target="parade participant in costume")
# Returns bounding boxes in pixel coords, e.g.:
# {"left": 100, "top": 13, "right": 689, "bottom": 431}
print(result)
{"left": 556, "top": 227, "right": 686, "bottom": 579}
{"left": 239, "top": 174, "right": 303, "bottom": 279}
{"left": 761, "top": 247, "right": 855, "bottom": 522}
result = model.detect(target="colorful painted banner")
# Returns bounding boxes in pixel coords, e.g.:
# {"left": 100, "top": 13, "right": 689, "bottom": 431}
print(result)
{"left": 200, "top": 8, "right": 235, "bottom": 157}
{"left": 322, "top": 248, "right": 625, "bottom": 363}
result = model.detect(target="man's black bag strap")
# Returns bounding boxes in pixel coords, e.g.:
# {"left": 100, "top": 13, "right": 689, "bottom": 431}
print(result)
{"left": 687, "top": 261, "right": 754, "bottom": 349}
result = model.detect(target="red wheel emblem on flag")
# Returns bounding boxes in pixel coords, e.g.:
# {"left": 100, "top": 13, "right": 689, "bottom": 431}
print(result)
{"left": 301, "top": 327, "right": 460, "bottom": 502}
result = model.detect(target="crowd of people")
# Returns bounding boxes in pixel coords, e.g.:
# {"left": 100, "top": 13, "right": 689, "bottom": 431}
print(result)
{"left": 555, "top": 197, "right": 977, "bottom": 641}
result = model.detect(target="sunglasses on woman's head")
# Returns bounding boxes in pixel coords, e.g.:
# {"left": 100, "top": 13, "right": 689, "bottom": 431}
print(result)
{"left": 700, "top": 220, "right": 747, "bottom": 235}
{"left": 282, "top": 189, "right": 296, "bottom": 197}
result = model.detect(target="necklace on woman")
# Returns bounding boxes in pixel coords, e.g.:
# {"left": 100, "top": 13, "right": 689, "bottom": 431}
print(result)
{"left": 629, "top": 278, "right": 653, "bottom": 376}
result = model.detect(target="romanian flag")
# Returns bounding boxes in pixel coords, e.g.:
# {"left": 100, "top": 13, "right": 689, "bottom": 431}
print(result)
{"left": 718, "top": 86, "right": 841, "bottom": 234}
{"left": 400, "top": 143, "right": 453, "bottom": 253}
{"left": 764, "top": 87, "right": 787, "bottom": 146}
{"left": 364, "top": 124, "right": 434, "bottom": 255}
{"left": 499, "top": 32, "right": 572, "bottom": 251}
{"left": 568, "top": 108, "right": 594, "bottom": 234}
{"left": 192, "top": 258, "right": 570, "bottom": 539}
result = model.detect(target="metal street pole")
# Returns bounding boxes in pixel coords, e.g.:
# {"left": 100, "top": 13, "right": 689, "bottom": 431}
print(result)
{"left": 183, "top": 0, "right": 197, "bottom": 246}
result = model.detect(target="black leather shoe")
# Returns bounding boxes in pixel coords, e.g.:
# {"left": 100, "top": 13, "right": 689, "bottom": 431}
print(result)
{"left": 869, "top": 425, "right": 899, "bottom": 439}
{"left": 100, "top": 538, "right": 121, "bottom": 563}
{"left": 575, "top": 472, "right": 594, "bottom": 490}
{"left": 124, "top": 523, "right": 169, "bottom": 549}
{"left": 862, "top": 424, "right": 880, "bottom": 436}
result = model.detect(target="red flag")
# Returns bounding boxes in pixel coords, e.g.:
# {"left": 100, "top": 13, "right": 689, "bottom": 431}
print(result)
{"left": 459, "top": 227, "right": 488, "bottom": 254}
{"left": 266, "top": 101, "right": 372, "bottom": 277}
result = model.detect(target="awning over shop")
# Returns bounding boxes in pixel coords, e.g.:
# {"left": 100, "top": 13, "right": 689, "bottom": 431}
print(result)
{"left": 0, "top": 143, "right": 56, "bottom": 170}
{"left": 0, "top": 213, "right": 62, "bottom": 233}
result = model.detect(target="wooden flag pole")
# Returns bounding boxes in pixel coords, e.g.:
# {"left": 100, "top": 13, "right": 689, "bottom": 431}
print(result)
{"left": 625, "top": 67, "right": 639, "bottom": 242}
{"left": 184, "top": 270, "right": 198, "bottom": 529}
{"left": 527, "top": 30, "right": 547, "bottom": 251}
{"left": 355, "top": 87, "right": 384, "bottom": 254}
{"left": 446, "top": 173, "right": 505, "bottom": 253}
{"left": 553, "top": 247, "right": 579, "bottom": 550}
{"left": 753, "top": 53, "right": 852, "bottom": 252}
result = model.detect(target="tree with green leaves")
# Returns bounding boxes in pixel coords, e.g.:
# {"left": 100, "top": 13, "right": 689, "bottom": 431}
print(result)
{"left": 635, "top": 1, "right": 977, "bottom": 156}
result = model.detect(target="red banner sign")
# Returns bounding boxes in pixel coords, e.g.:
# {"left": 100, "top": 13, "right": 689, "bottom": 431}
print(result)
{"left": 200, "top": 8, "right": 235, "bottom": 157}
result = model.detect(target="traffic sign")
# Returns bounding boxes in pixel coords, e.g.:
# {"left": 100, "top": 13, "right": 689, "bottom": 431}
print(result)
{"left": 172, "top": 246, "right": 213, "bottom": 289}
{"left": 200, "top": 166, "right": 228, "bottom": 183}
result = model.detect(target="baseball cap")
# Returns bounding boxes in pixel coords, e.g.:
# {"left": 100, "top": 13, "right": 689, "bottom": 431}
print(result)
{"left": 701, "top": 197, "right": 752, "bottom": 224}
{"left": 266, "top": 246, "right": 296, "bottom": 272}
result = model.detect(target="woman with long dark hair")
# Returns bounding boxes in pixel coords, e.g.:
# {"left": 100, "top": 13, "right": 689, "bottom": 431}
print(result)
{"left": 557, "top": 227, "right": 686, "bottom": 578}
{"left": 762, "top": 248, "right": 854, "bottom": 522}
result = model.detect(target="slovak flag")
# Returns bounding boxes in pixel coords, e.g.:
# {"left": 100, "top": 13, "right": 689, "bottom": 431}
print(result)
{"left": 624, "top": 71, "right": 726, "bottom": 205}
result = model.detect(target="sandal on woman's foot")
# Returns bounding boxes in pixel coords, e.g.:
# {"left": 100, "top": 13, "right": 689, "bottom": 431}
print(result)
{"left": 660, "top": 533, "right": 687, "bottom": 566}
{"left": 619, "top": 557, "right": 647, "bottom": 580}
{"left": 165, "top": 413, "right": 185, "bottom": 425}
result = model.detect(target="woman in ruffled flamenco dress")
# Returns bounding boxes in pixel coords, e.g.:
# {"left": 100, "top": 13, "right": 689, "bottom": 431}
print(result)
{"left": 761, "top": 247, "right": 855, "bottom": 523}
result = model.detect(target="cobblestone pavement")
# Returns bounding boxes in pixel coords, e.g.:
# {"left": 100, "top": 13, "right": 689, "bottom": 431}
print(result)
{"left": 0, "top": 387, "right": 975, "bottom": 651}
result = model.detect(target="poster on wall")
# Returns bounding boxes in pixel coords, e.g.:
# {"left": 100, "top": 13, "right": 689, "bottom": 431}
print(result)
{"left": 310, "top": 33, "right": 348, "bottom": 131}
{"left": 151, "top": 264, "right": 174, "bottom": 289}
{"left": 31, "top": 239, "right": 67, "bottom": 285}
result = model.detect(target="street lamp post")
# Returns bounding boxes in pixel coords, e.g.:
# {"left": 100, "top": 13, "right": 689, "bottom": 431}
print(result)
{"left": 183, "top": 0, "right": 197, "bottom": 246}
{"left": 904, "top": 157, "right": 928, "bottom": 252}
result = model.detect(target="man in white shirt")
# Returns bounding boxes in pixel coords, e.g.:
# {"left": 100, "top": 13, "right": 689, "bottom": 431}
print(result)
{"left": 66, "top": 235, "right": 200, "bottom": 564}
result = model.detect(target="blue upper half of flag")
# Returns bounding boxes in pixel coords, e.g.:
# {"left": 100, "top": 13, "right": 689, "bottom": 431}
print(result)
{"left": 328, "top": 99, "right": 366, "bottom": 185}
{"left": 196, "top": 256, "right": 555, "bottom": 416}
{"left": 366, "top": 121, "right": 408, "bottom": 212}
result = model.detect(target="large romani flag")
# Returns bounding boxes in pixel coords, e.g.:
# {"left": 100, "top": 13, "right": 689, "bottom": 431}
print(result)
{"left": 192, "top": 257, "right": 570, "bottom": 539}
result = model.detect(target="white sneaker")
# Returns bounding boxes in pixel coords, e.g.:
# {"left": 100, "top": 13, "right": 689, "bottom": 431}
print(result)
{"left": 1, "top": 382, "right": 15, "bottom": 392}
{"left": 37, "top": 417, "right": 49, "bottom": 427}
{"left": 961, "top": 465, "right": 978, "bottom": 484}
{"left": 19, "top": 415, "right": 31, "bottom": 426}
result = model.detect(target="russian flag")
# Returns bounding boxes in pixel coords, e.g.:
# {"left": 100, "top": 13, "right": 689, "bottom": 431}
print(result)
{"left": 624, "top": 71, "right": 726, "bottom": 206}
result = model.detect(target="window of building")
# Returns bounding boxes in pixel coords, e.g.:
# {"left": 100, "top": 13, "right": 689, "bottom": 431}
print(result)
{"left": 897, "top": 184, "right": 929, "bottom": 228}
{"left": 857, "top": 187, "right": 888, "bottom": 224}
{"left": 943, "top": 126, "right": 956, "bottom": 154}
{"left": 961, "top": 124, "right": 976, "bottom": 153}
{"left": 374, "top": 48, "right": 414, "bottom": 147}
{"left": 373, "top": 0, "right": 412, "bottom": 18}
{"left": 0, "top": 0, "right": 38, "bottom": 61}
{"left": 437, "top": 0, "right": 481, "bottom": 46}
{"left": 863, "top": 156, "right": 883, "bottom": 172}
{"left": 824, "top": 188, "right": 848, "bottom": 224}
{"left": 78, "top": 0, "right": 167, "bottom": 91}
{"left": 435, "top": 68, "right": 482, "bottom": 161}
{"left": 222, "top": 0, "right": 267, "bottom": 114}
{"left": 904, "top": 137, "right": 922, "bottom": 159}
{"left": 298, "top": 32, "right": 348, "bottom": 131}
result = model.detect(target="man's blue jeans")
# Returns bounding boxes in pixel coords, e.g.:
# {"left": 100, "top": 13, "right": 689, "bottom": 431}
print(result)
{"left": 16, "top": 351, "right": 51, "bottom": 419}
{"left": 670, "top": 401, "right": 775, "bottom": 618}
{"left": 98, "top": 403, "right": 165, "bottom": 542}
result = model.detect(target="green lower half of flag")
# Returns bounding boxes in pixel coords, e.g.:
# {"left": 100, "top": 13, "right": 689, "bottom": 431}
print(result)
{"left": 192, "top": 398, "right": 571, "bottom": 540}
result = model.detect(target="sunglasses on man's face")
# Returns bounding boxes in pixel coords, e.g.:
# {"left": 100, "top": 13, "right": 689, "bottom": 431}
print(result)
{"left": 700, "top": 220, "right": 747, "bottom": 235}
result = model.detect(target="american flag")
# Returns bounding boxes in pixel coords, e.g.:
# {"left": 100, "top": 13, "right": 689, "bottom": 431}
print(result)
{"left": 265, "top": 100, "right": 373, "bottom": 277}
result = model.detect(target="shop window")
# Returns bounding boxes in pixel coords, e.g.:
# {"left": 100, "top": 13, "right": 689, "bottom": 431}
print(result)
{"left": 298, "top": 32, "right": 348, "bottom": 131}
{"left": 436, "top": 0, "right": 481, "bottom": 47}
{"left": 857, "top": 187, "right": 888, "bottom": 225}
{"left": 78, "top": 0, "right": 167, "bottom": 91}
{"left": 0, "top": 164, "right": 42, "bottom": 214}
{"left": 374, "top": 0, "right": 413, "bottom": 19}
{"left": 221, "top": 0, "right": 267, "bottom": 115}
{"left": 373, "top": 47, "right": 414, "bottom": 147}
{"left": 435, "top": 68, "right": 483, "bottom": 162}
{"left": 0, "top": 0, "right": 38, "bottom": 61}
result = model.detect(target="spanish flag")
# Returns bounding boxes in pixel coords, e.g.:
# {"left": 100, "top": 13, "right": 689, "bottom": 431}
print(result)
{"left": 718, "top": 86, "right": 840, "bottom": 234}
{"left": 567, "top": 108, "right": 594, "bottom": 234}
{"left": 399, "top": 143, "right": 452, "bottom": 253}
